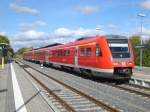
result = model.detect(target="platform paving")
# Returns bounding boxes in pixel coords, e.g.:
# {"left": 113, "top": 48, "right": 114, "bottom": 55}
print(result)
{"left": 12, "top": 62, "right": 54, "bottom": 112}
{"left": 133, "top": 66, "right": 150, "bottom": 82}
{"left": 0, "top": 62, "right": 54, "bottom": 112}
{"left": 0, "top": 64, "right": 16, "bottom": 112}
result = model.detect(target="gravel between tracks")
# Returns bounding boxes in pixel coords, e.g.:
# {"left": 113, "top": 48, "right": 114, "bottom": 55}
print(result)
{"left": 21, "top": 60, "right": 150, "bottom": 112}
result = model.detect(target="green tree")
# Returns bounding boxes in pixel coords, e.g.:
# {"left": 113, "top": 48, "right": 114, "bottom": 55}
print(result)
{"left": 142, "top": 39, "right": 150, "bottom": 66}
{"left": 130, "top": 35, "right": 140, "bottom": 65}
{"left": 0, "top": 35, "right": 10, "bottom": 44}
{"left": 0, "top": 35, "right": 14, "bottom": 62}
{"left": 130, "top": 35, "right": 150, "bottom": 67}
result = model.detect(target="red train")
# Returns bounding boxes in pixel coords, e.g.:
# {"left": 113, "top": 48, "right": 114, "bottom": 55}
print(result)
{"left": 23, "top": 35, "right": 134, "bottom": 80}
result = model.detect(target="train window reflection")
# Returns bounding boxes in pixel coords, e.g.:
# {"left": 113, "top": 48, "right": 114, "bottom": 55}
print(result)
{"left": 96, "top": 44, "right": 101, "bottom": 56}
{"left": 86, "top": 48, "right": 91, "bottom": 56}
{"left": 80, "top": 48, "right": 85, "bottom": 56}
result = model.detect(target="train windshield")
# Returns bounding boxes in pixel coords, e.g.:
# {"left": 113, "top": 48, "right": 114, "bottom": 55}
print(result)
{"left": 107, "top": 38, "right": 130, "bottom": 58}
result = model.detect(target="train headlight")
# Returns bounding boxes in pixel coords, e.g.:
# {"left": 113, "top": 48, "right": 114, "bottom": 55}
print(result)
{"left": 128, "top": 62, "right": 132, "bottom": 65}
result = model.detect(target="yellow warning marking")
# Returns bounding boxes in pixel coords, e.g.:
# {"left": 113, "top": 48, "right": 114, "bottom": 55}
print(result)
{"left": 2, "top": 57, "right": 4, "bottom": 69}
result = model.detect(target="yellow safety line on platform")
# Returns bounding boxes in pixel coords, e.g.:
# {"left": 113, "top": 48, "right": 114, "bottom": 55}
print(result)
{"left": 2, "top": 57, "right": 4, "bottom": 69}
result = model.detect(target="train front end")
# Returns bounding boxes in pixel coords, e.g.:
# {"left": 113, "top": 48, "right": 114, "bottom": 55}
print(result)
{"left": 107, "top": 35, "right": 134, "bottom": 80}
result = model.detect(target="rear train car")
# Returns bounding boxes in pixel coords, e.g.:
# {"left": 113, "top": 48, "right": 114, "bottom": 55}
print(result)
{"left": 23, "top": 50, "right": 34, "bottom": 61}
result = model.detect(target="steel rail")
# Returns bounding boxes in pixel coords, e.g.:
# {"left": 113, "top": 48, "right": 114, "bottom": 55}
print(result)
{"left": 128, "top": 83, "right": 150, "bottom": 90}
{"left": 17, "top": 60, "right": 120, "bottom": 112}
{"left": 19, "top": 64, "right": 76, "bottom": 112}
{"left": 110, "top": 84, "right": 150, "bottom": 98}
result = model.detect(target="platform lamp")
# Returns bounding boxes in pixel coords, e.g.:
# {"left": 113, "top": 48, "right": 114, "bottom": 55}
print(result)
{"left": 0, "top": 43, "right": 9, "bottom": 69}
{"left": 138, "top": 13, "right": 146, "bottom": 71}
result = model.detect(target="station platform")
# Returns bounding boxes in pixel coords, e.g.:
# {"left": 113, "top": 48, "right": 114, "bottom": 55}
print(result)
{"left": 131, "top": 67, "right": 150, "bottom": 87}
{"left": 0, "top": 62, "right": 53, "bottom": 112}
{"left": 133, "top": 66, "right": 150, "bottom": 81}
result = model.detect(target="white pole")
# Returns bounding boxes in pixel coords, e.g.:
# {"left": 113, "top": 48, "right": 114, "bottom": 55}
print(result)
{"left": 138, "top": 13, "right": 146, "bottom": 71}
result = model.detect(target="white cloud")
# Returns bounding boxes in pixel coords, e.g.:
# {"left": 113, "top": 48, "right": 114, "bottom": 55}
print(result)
{"left": 77, "top": 5, "right": 99, "bottom": 15}
{"left": 54, "top": 28, "right": 74, "bottom": 37}
{"left": 19, "top": 21, "right": 47, "bottom": 31}
{"left": 11, "top": 30, "right": 50, "bottom": 51}
{"left": 141, "top": 0, "right": 150, "bottom": 10}
{"left": 11, "top": 27, "right": 105, "bottom": 51}
{"left": 0, "top": 32, "right": 6, "bottom": 36}
{"left": 9, "top": 3, "right": 40, "bottom": 15}
{"left": 107, "top": 24, "right": 118, "bottom": 29}
{"left": 13, "top": 30, "right": 48, "bottom": 41}
{"left": 54, "top": 27, "right": 104, "bottom": 37}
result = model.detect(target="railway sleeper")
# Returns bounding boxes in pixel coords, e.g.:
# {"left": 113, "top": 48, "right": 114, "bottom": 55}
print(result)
{"left": 68, "top": 101, "right": 92, "bottom": 105}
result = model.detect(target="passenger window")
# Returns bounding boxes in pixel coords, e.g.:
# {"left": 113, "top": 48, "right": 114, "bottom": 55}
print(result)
{"left": 49, "top": 51, "right": 52, "bottom": 56}
{"left": 80, "top": 48, "right": 85, "bottom": 56}
{"left": 96, "top": 44, "right": 102, "bottom": 56}
{"left": 64, "top": 50, "right": 66, "bottom": 56}
{"left": 67, "top": 50, "right": 70, "bottom": 56}
{"left": 63, "top": 50, "right": 65, "bottom": 56}
{"left": 60, "top": 50, "right": 63, "bottom": 56}
{"left": 58, "top": 50, "right": 61, "bottom": 56}
{"left": 86, "top": 48, "right": 91, "bottom": 56}
{"left": 53, "top": 51, "right": 55, "bottom": 56}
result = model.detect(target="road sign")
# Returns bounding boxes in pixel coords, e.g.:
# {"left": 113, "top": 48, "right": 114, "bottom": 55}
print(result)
{"left": 135, "top": 44, "right": 149, "bottom": 49}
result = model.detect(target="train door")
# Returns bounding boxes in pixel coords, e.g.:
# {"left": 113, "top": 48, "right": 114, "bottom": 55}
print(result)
{"left": 74, "top": 46, "right": 78, "bottom": 66}
{"left": 45, "top": 50, "right": 49, "bottom": 63}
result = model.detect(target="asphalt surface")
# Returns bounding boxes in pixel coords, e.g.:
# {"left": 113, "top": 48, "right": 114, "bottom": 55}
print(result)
{"left": 133, "top": 66, "right": 150, "bottom": 75}
{"left": 0, "top": 63, "right": 54, "bottom": 112}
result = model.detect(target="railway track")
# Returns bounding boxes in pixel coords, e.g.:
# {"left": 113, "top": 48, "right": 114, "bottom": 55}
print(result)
{"left": 109, "top": 83, "right": 150, "bottom": 98}
{"left": 16, "top": 61, "right": 120, "bottom": 112}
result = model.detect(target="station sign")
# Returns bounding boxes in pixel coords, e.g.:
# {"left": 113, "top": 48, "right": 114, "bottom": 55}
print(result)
{"left": 135, "top": 44, "right": 149, "bottom": 49}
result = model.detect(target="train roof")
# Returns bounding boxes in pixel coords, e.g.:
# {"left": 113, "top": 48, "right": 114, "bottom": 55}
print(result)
{"left": 75, "top": 35, "right": 127, "bottom": 41}
{"left": 106, "top": 35, "right": 127, "bottom": 39}
{"left": 29, "top": 35, "right": 128, "bottom": 51}
{"left": 50, "top": 35, "right": 103, "bottom": 49}
{"left": 33, "top": 43, "right": 63, "bottom": 50}
{"left": 76, "top": 36, "right": 94, "bottom": 41}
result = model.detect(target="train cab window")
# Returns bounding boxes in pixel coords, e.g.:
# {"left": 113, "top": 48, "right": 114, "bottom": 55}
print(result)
{"left": 80, "top": 48, "right": 85, "bottom": 56}
{"left": 96, "top": 44, "right": 102, "bottom": 56}
{"left": 86, "top": 48, "right": 91, "bottom": 56}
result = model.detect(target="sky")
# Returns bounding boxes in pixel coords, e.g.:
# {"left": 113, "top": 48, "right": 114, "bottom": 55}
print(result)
{"left": 0, "top": 0, "right": 150, "bottom": 51}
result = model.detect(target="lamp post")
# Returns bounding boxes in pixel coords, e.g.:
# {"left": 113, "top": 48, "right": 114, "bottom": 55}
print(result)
{"left": 138, "top": 13, "right": 146, "bottom": 71}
